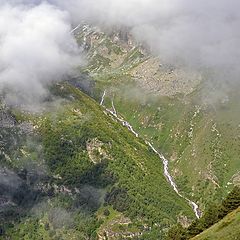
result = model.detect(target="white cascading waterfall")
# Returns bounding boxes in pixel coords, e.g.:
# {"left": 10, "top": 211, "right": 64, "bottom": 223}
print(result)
{"left": 100, "top": 90, "right": 201, "bottom": 219}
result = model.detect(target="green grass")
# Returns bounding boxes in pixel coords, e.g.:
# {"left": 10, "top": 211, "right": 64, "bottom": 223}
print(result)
{"left": 192, "top": 207, "right": 240, "bottom": 240}
{"left": 98, "top": 84, "right": 240, "bottom": 208}
{"left": 2, "top": 83, "right": 196, "bottom": 239}
{"left": 74, "top": 25, "right": 240, "bottom": 209}
{"left": 40, "top": 83, "right": 194, "bottom": 224}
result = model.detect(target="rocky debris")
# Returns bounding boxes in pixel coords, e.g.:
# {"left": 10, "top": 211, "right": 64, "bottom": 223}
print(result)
{"left": 18, "top": 122, "right": 34, "bottom": 134}
{"left": 86, "top": 138, "right": 111, "bottom": 164}
{"left": 37, "top": 182, "right": 74, "bottom": 197}
{"left": 98, "top": 215, "right": 142, "bottom": 240}
{"left": 188, "top": 106, "right": 202, "bottom": 141}
{"left": 75, "top": 24, "right": 202, "bottom": 97}
{"left": 202, "top": 123, "right": 222, "bottom": 188}
{"left": 178, "top": 215, "right": 192, "bottom": 228}
{"left": 75, "top": 24, "right": 201, "bottom": 96}
{"left": 75, "top": 24, "right": 140, "bottom": 71}
{"left": 203, "top": 163, "right": 220, "bottom": 189}
{"left": 131, "top": 58, "right": 202, "bottom": 96}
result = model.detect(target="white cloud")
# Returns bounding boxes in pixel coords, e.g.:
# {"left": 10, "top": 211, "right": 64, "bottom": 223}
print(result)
{"left": 63, "top": 0, "right": 240, "bottom": 100}
{"left": 0, "top": 1, "right": 81, "bottom": 107}
{"left": 1, "top": 0, "right": 240, "bottom": 106}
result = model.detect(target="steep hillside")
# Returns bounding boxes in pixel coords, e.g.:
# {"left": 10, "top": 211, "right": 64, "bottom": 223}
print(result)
{"left": 0, "top": 84, "right": 194, "bottom": 239}
{"left": 74, "top": 24, "right": 240, "bottom": 210}
{"left": 167, "top": 186, "right": 240, "bottom": 239}
{"left": 1, "top": 23, "right": 239, "bottom": 240}
{"left": 192, "top": 207, "right": 240, "bottom": 240}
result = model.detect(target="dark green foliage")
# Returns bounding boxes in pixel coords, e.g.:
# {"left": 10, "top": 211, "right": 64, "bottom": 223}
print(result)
{"left": 140, "top": 225, "right": 166, "bottom": 240}
{"left": 167, "top": 224, "right": 187, "bottom": 240}
{"left": 200, "top": 204, "right": 220, "bottom": 229}
{"left": 105, "top": 187, "right": 131, "bottom": 212}
{"left": 79, "top": 161, "right": 116, "bottom": 187}
{"left": 39, "top": 84, "right": 193, "bottom": 226}
{"left": 0, "top": 84, "right": 195, "bottom": 239}
{"left": 0, "top": 226, "right": 5, "bottom": 236}
{"left": 103, "top": 209, "right": 110, "bottom": 216}
{"left": 167, "top": 186, "right": 240, "bottom": 239}
{"left": 219, "top": 186, "right": 240, "bottom": 217}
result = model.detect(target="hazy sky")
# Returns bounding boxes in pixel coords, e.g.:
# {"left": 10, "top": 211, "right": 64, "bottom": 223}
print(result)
{"left": 1, "top": 0, "right": 240, "bottom": 106}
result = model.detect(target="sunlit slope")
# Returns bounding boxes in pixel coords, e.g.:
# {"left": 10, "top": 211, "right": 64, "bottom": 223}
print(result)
{"left": 110, "top": 90, "right": 240, "bottom": 208}
{"left": 40, "top": 84, "right": 194, "bottom": 222}
{"left": 74, "top": 25, "right": 240, "bottom": 208}
{"left": 1, "top": 84, "right": 194, "bottom": 239}
{"left": 192, "top": 207, "right": 240, "bottom": 240}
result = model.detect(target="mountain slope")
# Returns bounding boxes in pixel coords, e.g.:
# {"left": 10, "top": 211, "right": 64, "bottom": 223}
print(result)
{"left": 0, "top": 83, "right": 194, "bottom": 239}
{"left": 192, "top": 207, "right": 240, "bottom": 240}
{"left": 74, "top": 24, "right": 240, "bottom": 209}
{"left": 1, "top": 23, "right": 240, "bottom": 239}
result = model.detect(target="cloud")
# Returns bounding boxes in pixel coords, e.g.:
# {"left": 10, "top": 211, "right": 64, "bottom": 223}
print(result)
{"left": 0, "top": 1, "right": 81, "bottom": 108}
{"left": 62, "top": 0, "right": 240, "bottom": 66}
{"left": 54, "top": 0, "right": 240, "bottom": 99}
{"left": 1, "top": 0, "right": 240, "bottom": 105}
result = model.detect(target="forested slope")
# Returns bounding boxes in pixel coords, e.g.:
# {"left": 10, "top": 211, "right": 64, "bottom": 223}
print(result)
{"left": 0, "top": 84, "right": 194, "bottom": 239}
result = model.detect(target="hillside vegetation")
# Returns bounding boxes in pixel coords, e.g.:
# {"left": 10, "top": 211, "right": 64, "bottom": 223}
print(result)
{"left": 167, "top": 186, "right": 240, "bottom": 240}
{"left": 0, "top": 84, "right": 194, "bottom": 239}
{"left": 1, "top": 24, "right": 240, "bottom": 239}
{"left": 74, "top": 25, "right": 240, "bottom": 209}
{"left": 192, "top": 207, "right": 240, "bottom": 240}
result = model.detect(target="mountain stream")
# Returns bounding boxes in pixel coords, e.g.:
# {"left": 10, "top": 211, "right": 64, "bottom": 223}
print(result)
{"left": 100, "top": 90, "right": 201, "bottom": 219}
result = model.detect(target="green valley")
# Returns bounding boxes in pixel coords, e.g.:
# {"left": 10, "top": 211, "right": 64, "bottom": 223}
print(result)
{"left": 0, "top": 17, "right": 240, "bottom": 240}
{"left": 74, "top": 25, "right": 240, "bottom": 211}
{"left": 0, "top": 84, "right": 194, "bottom": 239}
